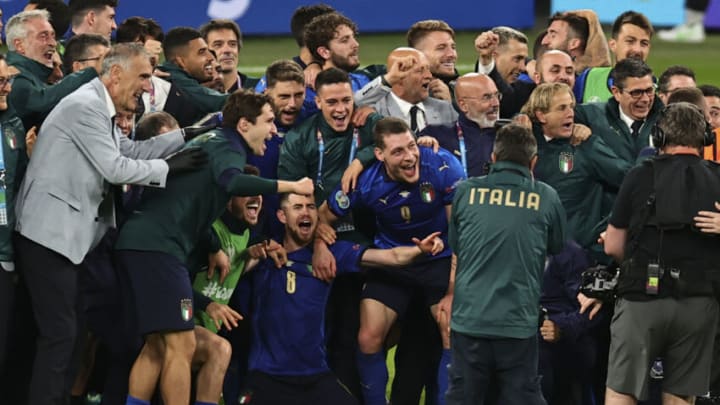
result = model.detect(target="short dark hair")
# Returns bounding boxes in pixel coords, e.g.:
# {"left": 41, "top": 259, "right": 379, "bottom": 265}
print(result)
{"left": 135, "top": 111, "right": 180, "bottom": 141}
{"left": 163, "top": 27, "right": 203, "bottom": 61}
{"left": 222, "top": 89, "right": 272, "bottom": 128}
{"left": 657, "top": 65, "right": 696, "bottom": 94}
{"left": 314, "top": 67, "right": 350, "bottom": 94}
{"left": 533, "top": 29, "right": 549, "bottom": 60}
{"left": 611, "top": 58, "right": 653, "bottom": 89}
{"left": 493, "top": 124, "right": 537, "bottom": 166}
{"left": 406, "top": 20, "right": 455, "bottom": 48}
{"left": 32, "top": 0, "right": 71, "bottom": 38}
{"left": 548, "top": 12, "right": 589, "bottom": 51}
{"left": 667, "top": 87, "right": 705, "bottom": 108}
{"left": 62, "top": 33, "right": 109, "bottom": 74}
{"left": 199, "top": 19, "right": 243, "bottom": 49}
{"left": 68, "top": 0, "right": 117, "bottom": 28}
{"left": 659, "top": 102, "right": 707, "bottom": 149}
{"left": 244, "top": 164, "right": 260, "bottom": 176}
{"left": 265, "top": 59, "right": 305, "bottom": 89}
{"left": 290, "top": 4, "right": 335, "bottom": 47}
{"left": 116, "top": 16, "right": 164, "bottom": 43}
{"left": 611, "top": 11, "right": 654, "bottom": 39}
{"left": 373, "top": 117, "right": 411, "bottom": 149}
{"left": 304, "top": 12, "right": 358, "bottom": 63}
{"left": 700, "top": 84, "right": 720, "bottom": 99}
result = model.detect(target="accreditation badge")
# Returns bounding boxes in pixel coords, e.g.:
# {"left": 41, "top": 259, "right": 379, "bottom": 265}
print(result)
{"left": 420, "top": 182, "right": 435, "bottom": 203}
{"left": 558, "top": 152, "right": 574, "bottom": 174}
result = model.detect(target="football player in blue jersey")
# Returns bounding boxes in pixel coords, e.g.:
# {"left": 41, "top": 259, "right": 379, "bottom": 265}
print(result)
{"left": 318, "top": 117, "right": 465, "bottom": 404}
{"left": 239, "top": 192, "right": 443, "bottom": 405}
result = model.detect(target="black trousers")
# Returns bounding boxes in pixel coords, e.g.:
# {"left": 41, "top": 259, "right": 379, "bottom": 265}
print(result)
{"left": 687, "top": 0, "right": 710, "bottom": 12}
{"left": 16, "top": 233, "right": 80, "bottom": 405}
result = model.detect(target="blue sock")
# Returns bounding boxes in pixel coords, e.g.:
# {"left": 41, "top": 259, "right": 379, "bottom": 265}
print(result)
{"left": 436, "top": 348, "right": 452, "bottom": 405}
{"left": 125, "top": 395, "right": 150, "bottom": 405}
{"left": 356, "top": 350, "right": 388, "bottom": 405}
{"left": 195, "top": 401, "right": 218, "bottom": 405}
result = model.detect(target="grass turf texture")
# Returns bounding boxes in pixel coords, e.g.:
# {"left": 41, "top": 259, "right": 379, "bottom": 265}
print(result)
{"left": 239, "top": 31, "right": 720, "bottom": 87}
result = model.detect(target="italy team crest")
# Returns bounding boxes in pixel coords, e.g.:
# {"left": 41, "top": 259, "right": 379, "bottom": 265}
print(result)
{"left": 420, "top": 182, "right": 435, "bottom": 203}
{"left": 4, "top": 127, "right": 17, "bottom": 150}
{"left": 558, "top": 152, "right": 574, "bottom": 174}
{"left": 180, "top": 299, "right": 193, "bottom": 321}
{"left": 335, "top": 190, "right": 350, "bottom": 209}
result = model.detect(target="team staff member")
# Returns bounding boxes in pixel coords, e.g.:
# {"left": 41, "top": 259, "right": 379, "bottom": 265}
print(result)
{"left": 241, "top": 192, "right": 443, "bottom": 405}
{"left": 585, "top": 102, "right": 720, "bottom": 405}
{"left": 0, "top": 54, "right": 28, "bottom": 382}
{"left": 14, "top": 43, "right": 197, "bottom": 405}
{"left": 421, "top": 73, "right": 500, "bottom": 177}
{"left": 6, "top": 9, "right": 98, "bottom": 129}
{"left": 524, "top": 83, "right": 630, "bottom": 253}
{"left": 115, "top": 90, "right": 313, "bottom": 405}
{"left": 319, "top": 117, "right": 465, "bottom": 405}
{"left": 442, "top": 124, "right": 566, "bottom": 405}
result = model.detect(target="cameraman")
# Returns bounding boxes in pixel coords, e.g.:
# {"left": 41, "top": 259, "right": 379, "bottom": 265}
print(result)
{"left": 584, "top": 102, "right": 720, "bottom": 405}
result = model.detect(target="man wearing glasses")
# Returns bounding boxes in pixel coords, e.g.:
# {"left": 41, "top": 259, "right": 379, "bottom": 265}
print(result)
{"left": 575, "top": 58, "right": 664, "bottom": 164}
{"left": 62, "top": 33, "right": 109, "bottom": 75}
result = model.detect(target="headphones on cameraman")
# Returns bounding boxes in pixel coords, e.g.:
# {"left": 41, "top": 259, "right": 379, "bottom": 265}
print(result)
{"left": 650, "top": 102, "right": 716, "bottom": 148}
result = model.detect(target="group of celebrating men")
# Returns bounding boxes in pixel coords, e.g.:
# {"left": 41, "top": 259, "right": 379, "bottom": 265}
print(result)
{"left": 1, "top": 1, "right": 720, "bottom": 405}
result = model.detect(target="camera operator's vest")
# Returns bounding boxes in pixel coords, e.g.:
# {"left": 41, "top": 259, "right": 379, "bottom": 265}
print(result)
{"left": 618, "top": 155, "right": 720, "bottom": 300}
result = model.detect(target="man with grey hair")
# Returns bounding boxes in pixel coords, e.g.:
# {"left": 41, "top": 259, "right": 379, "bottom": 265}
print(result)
{"left": 13, "top": 43, "right": 205, "bottom": 405}
{"left": 5, "top": 9, "right": 97, "bottom": 129}
{"left": 473, "top": 26, "right": 534, "bottom": 118}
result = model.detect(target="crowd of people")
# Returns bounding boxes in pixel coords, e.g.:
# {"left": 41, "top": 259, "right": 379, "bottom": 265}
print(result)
{"left": 0, "top": 1, "right": 719, "bottom": 405}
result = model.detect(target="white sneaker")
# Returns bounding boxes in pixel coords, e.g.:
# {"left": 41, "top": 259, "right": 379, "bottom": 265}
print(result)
{"left": 658, "top": 23, "right": 706, "bottom": 43}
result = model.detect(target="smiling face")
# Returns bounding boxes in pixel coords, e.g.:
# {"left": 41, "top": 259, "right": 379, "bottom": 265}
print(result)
{"left": 178, "top": 38, "right": 215, "bottom": 82}
{"left": 229, "top": 194, "right": 263, "bottom": 226}
{"left": 0, "top": 60, "right": 15, "bottom": 111}
{"left": 706, "top": 95, "right": 720, "bottom": 129}
{"left": 206, "top": 28, "right": 239, "bottom": 74}
{"left": 612, "top": 75, "right": 655, "bottom": 120}
{"left": 535, "top": 51, "right": 575, "bottom": 88}
{"left": 316, "top": 82, "right": 354, "bottom": 132}
{"left": 609, "top": 24, "right": 651, "bottom": 62}
{"left": 495, "top": 38, "right": 528, "bottom": 84}
{"left": 456, "top": 74, "right": 500, "bottom": 128}
{"left": 17, "top": 16, "right": 57, "bottom": 68}
{"left": 266, "top": 80, "right": 305, "bottom": 127}
{"left": 375, "top": 131, "right": 420, "bottom": 184}
{"left": 110, "top": 55, "right": 153, "bottom": 113}
{"left": 278, "top": 193, "right": 318, "bottom": 247}
{"left": 238, "top": 103, "right": 276, "bottom": 156}
{"left": 535, "top": 89, "right": 576, "bottom": 138}
{"left": 414, "top": 30, "right": 457, "bottom": 79}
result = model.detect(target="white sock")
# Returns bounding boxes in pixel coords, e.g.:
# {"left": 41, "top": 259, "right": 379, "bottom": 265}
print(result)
{"left": 686, "top": 8, "right": 706, "bottom": 26}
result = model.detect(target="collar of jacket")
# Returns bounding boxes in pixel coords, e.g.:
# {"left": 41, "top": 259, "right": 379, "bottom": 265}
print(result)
{"left": 7, "top": 51, "right": 52, "bottom": 83}
{"left": 490, "top": 160, "right": 533, "bottom": 178}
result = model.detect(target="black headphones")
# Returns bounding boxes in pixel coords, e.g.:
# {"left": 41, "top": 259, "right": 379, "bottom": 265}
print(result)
{"left": 650, "top": 103, "right": 716, "bottom": 148}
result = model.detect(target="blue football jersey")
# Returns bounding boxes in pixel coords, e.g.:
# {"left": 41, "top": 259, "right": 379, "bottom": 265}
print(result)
{"left": 246, "top": 241, "right": 366, "bottom": 376}
{"left": 327, "top": 146, "right": 465, "bottom": 258}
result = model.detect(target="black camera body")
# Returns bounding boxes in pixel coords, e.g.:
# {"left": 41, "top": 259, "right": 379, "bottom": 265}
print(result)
{"left": 580, "top": 264, "right": 619, "bottom": 301}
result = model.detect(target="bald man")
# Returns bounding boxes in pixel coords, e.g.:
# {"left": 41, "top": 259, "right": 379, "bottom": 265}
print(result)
{"left": 370, "top": 47, "right": 457, "bottom": 133}
{"left": 420, "top": 73, "right": 500, "bottom": 177}
{"left": 533, "top": 50, "right": 576, "bottom": 88}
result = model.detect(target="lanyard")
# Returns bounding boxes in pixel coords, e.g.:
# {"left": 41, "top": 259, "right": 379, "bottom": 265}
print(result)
{"left": 316, "top": 128, "right": 360, "bottom": 191}
{"left": 0, "top": 124, "right": 7, "bottom": 226}
{"left": 456, "top": 122, "right": 468, "bottom": 177}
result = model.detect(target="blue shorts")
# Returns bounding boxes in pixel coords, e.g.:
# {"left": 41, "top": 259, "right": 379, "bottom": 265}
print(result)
{"left": 115, "top": 250, "right": 194, "bottom": 336}
{"left": 362, "top": 257, "right": 450, "bottom": 317}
